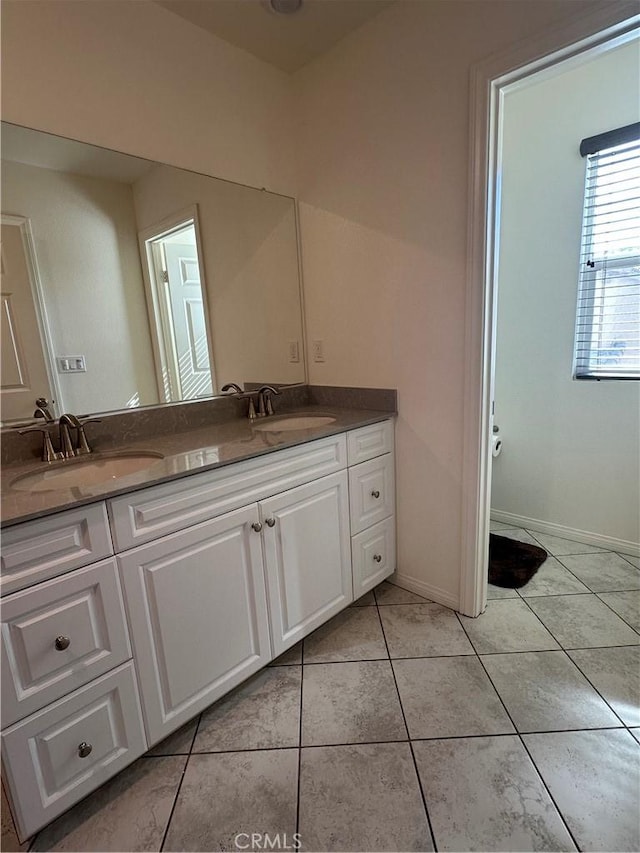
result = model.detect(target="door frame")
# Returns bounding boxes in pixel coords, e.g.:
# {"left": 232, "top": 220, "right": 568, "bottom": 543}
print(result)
{"left": 1, "top": 214, "right": 64, "bottom": 419}
{"left": 138, "top": 204, "right": 216, "bottom": 402}
{"left": 459, "top": 2, "right": 639, "bottom": 617}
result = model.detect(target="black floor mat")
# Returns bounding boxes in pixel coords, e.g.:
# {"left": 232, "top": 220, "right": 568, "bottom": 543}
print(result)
{"left": 489, "top": 533, "right": 548, "bottom": 588}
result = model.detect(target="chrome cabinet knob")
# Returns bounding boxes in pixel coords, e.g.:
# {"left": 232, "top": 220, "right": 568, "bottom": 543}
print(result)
{"left": 373, "top": 554, "right": 382, "bottom": 563}
{"left": 251, "top": 522, "right": 263, "bottom": 532}
{"left": 55, "top": 635, "right": 71, "bottom": 651}
{"left": 371, "top": 489, "right": 381, "bottom": 499}
{"left": 265, "top": 518, "right": 276, "bottom": 527}
{"left": 77, "top": 742, "right": 92, "bottom": 759}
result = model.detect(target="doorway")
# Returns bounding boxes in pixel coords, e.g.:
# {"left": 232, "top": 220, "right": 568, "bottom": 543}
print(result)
{"left": 0, "top": 215, "right": 61, "bottom": 423}
{"left": 139, "top": 208, "right": 216, "bottom": 403}
{"left": 459, "top": 7, "right": 639, "bottom": 617}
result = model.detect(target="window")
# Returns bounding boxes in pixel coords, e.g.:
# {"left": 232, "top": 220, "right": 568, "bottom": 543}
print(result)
{"left": 574, "top": 122, "right": 640, "bottom": 379}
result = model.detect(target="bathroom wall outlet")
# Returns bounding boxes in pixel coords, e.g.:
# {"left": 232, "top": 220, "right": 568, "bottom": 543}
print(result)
{"left": 288, "top": 340, "right": 300, "bottom": 363}
{"left": 57, "top": 355, "right": 86, "bottom": 373}
{"left": 312, "top": 340, "right": 325, "bottom": 363}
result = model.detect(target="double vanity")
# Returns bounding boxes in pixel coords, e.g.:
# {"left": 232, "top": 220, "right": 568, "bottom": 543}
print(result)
{"left": 0, "top": 393, "right": 396, "bottom": 840}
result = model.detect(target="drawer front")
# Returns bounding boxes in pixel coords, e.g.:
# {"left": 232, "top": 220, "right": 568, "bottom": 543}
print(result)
{"left": 348, "top": 453, "right": 395, "bottom": 535}
{"left": 352, "top": 516, "right": 396, "bottom": 597}
{"left": 347, "top": 419, "right": 394, "bottom": 466}
{"left": 1, "top": 559, "right": 131, "bottom": 727}
{"left": 1, "top": 504, "right": 113, "bottom": 597}
{"left": 109, "top": 433, "right": 347, "bottom": 551}
{"left": 1, "top": 661, "right": 146, "bottom": 840}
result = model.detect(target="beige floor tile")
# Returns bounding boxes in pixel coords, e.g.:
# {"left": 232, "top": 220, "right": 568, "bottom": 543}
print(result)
{"left": 299, "top": 743, "right": 433, "bottom": 851}
{"left": 192, "top": 666, "right": 301, "bottom": 752}
{"left": 163, "top": 750, "right": 298, "bottom": 852}
{"left": 524, "top": 729, "right": 640, "bottom": 852}
{"left": 301, "top": 660, "right": 407, "bottom": 746}
{"left": 568, "top": 646, "right": 640, "bottom": 727}
{"left": 31, "top": 756, "right": 186, "bottom": 852}
{"left": 559, "top": 553, "right": 640, "bottom": 592}
{"left": 303, "top": 606, "right": 388, "bottom": 663}
{"left": 379, "top": 603, "right": 474, "bottom": 658}
{"left": 374, "top": 581, "right": 430, "bottom": 605}
{"left": 598, "top": 590, "right": 640, "bottom": 631}
{"left": 527, "top": 594, "right": 640, "bottom": 649}
{"left": 517, "top": 557, "right": 590, "bottom": 597}
{"left": 414, "top": 736, "right": 576, "bottom": 852}
{"left": 527, "top": 533, "right": 605, "bottom": 556}
{"left": 482, "top": 650, "right": 621, "bottom": 732}
{"left": 393, "top": 656, "right": 513, "bottom": 739}
{"left": 459, "top": 599, "right": 559, "bottom": 654}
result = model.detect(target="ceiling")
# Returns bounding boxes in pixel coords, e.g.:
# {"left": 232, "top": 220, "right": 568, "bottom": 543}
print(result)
{"left": 154, "top": 0, "right": 394, "bottom": 73}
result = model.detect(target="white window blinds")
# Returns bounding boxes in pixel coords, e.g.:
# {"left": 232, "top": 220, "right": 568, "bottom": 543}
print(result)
{"left": 574, "top": 123, "right": 640, "bottom": 380}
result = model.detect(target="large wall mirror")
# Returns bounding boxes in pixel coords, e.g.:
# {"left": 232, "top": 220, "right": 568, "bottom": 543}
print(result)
{"left": 0, "top": 122, "right": 306, "bottom": 425}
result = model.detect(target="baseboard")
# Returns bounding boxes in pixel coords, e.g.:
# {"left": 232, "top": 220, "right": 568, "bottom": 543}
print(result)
{"left": 490, "top": 510, "right": 640, "bottom": 558}
{"left": 390, "top": 570, "right": 460, "bottom": 611}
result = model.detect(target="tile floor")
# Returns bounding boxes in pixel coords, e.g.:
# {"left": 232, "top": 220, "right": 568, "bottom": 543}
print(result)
{"left": 4, "top": 526, "right": 639, "bottom": 852}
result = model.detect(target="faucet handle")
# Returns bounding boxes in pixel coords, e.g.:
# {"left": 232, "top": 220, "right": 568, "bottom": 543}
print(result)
{"left": 76, "top": 418, "right": 101, "bottom": 455}
{"left": 221, "top": 383, "right": 243, "bottom": 394}
{"left": 19, "top": 427, "right": 63, "bottom": 462}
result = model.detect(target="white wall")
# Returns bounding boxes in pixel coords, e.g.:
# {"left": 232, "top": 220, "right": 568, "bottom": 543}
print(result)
{"left": 1, "top": 160, "right": 158, "bottom": 413}
{"left": 491, "top": 40, "right": 640, "bottom": 549}
{"left": 293, "top": 0, "right": 614, "bottom": 606}
{"left": 1, "top": 0, "right": 296, "bottom": 196}
{"left": 2, "top": 0, "right": 630, "bottom": 606}
{"left": 133, "top": 166, "right": 304, "bottom": 391}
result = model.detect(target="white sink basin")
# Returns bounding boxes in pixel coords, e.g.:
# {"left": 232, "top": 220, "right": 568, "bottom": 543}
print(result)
{"left": 252, "top": 415, "right": 337, "bottom": 432}
{"left": 11, "top": 452, "right": 164, "bottom": 493}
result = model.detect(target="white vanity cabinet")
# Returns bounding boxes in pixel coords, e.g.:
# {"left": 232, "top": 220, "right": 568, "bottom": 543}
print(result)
{"left": 1, "top": 416, "right": 395, "bottom": 840}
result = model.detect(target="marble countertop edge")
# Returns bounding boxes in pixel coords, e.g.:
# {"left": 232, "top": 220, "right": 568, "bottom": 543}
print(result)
{"left": 1, "top": 406, "right": 395, "bottom": 528}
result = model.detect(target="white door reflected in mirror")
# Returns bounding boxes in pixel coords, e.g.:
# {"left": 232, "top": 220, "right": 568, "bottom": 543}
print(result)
{"left": 0, "top": 216, "right": 58, "bottom": 423}
{"left": 142, "top": 214, "right": 215, "bottom": 402}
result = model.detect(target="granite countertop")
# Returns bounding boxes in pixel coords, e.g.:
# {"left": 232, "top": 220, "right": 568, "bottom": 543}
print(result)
{"left": 1, "top": 405, "right": 395, "bottom": 527}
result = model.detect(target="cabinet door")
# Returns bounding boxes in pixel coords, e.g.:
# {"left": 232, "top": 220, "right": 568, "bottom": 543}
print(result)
{"left": 117, "top": 505, "right": 271, "bottom": 746}
{"left": 261, "top": 471, "right": 352, "bottom": 656}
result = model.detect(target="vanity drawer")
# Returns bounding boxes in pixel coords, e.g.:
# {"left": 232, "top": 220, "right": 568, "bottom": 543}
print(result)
{"left": 108, "top": 433, "right": 347, "bottom": 551}
{"left": 1, "top": 504, "right": 113, "bottom": 597}
{"left": 1, "top": 558, "right": 131, "bottom": 727}
{"left": 347, "top": 419, "right": 394, "bottom": 465}
{"left": 1, "top": 661, "right": 146, "bottom": 840}
{"left": 348, "top": 452, "right": 395, "bottom": 535}
{"left": 352, "top": 516, "right": 396, "bottom": 597}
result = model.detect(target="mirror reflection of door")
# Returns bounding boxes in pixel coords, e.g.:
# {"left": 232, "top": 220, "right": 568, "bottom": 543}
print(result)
{"left": 0, "top": 215, "right": 58, "bottom": 423}
{"left": 140, "top": 211, "right": 216, "bottom": 403}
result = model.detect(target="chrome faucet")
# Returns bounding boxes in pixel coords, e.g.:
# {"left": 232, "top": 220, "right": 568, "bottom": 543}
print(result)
{"left": 34, "top": 397, "right": 55, "bottom": 423}
{"left": 221, "top": 382, "right": 259, "bottom": 420}
{"left": 59, "top": 413, "right": 101, "bottom": 458}
{"left": 257, "top": 385, "right": 281, "bottom": 418}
